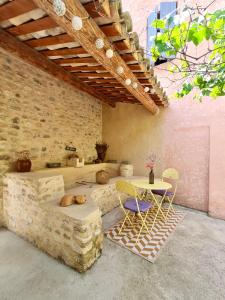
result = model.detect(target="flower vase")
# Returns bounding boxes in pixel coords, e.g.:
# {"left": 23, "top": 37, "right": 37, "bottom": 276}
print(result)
{"left": 149, "top": 169, "right": 154, "bottom": 184}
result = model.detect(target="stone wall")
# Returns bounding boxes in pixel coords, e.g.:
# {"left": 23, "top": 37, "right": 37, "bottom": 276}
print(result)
{"left": 3, "top": 174, "right": 103, "bottom": 272}
{"left": 0, "top": 48, "right": 102, "bottom": 226}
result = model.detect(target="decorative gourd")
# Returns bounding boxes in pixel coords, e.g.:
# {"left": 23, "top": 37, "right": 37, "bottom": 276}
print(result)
{"left": 59, "top": 195, "right": 75, "bottom": 207}
{"left": 74, "top": 195, "right": 86, "bottom": 204}
{"left": 59, "top": 194, "right": 87, "bottom": 206}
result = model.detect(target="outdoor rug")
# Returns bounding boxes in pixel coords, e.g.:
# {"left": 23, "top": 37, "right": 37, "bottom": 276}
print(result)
{"left": 105, "top": 207, "right": 186, "bottom": 263}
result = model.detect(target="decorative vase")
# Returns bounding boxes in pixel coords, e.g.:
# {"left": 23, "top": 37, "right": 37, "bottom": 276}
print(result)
{"left": 95, "top": 143, "right": 109, "bottom": 163}
{"left": 149, "top": 169, "right": 154, "bottom": 184}
{"left": 16, "top": 150, "right": 32, "bottom": 172}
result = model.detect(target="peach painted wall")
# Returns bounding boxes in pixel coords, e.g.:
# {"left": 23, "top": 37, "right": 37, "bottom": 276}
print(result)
{"left": 103, "top": 97, "right": 225, "bottom": 217}
{"left": 102, "top": 0, "right": 225, "bottom": 219}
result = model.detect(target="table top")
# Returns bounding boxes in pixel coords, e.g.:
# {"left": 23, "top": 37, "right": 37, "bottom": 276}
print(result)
{"left": 131, "top": 179, "right": 172, "bottom": 190}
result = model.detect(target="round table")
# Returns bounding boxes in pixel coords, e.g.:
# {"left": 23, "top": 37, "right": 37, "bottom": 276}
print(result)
{"left": 131, "top": 178, "right": 172, "bottom": 230}
{"left": 131, "top": 179, "right": 172, "bottom": 191}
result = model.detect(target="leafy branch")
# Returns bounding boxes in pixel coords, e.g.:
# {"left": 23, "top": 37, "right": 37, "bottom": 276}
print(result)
{"left": 150, "top": 2, "right": 225, "bottom": 99}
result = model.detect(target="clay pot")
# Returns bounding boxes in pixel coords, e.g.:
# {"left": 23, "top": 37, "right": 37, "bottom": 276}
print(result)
{"left": 16, "top": 150, "right": 32, "bottom": 172}
{"left": 96, "top": 170, "right": 109, "bottom": 184}
{"left": 16, "top": 159, "right": 32, "bottom": 172}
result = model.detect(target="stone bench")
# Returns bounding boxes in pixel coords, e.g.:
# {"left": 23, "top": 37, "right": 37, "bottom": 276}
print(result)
{"left": 3, "top": 166, "right": 129, "bottom": 272}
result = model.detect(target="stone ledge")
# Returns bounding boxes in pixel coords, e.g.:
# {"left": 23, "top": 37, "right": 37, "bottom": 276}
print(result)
{"left": 3, "top": 164, "right": 138, "bottom": 272}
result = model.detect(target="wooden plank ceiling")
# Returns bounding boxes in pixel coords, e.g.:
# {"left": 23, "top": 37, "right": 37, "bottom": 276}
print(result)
{"left": 0, "top": 0, "right": 169, "bottom": 114}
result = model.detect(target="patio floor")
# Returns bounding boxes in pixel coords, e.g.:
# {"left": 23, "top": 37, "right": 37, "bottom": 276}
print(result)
{"left": 1, "top": 206, "right": 225, "bottom": 300}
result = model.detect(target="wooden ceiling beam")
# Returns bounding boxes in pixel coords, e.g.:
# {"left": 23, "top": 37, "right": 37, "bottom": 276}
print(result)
{"left": 54, "top": 57, "right": 97, "bottom": 64}
{"left": 113, "top": 40, "right": 130, "bottom": 51}
{"left": 83, "top": 79, "right": 118, "bottom": 84}
{"left": 32, "top": 0, "right": 158, "bottom": 114}
{"left": 89, "top": 84, "right": 123, "bottom": 88}
{"left": 83, "top": 0, "right": 111, "bottom": 18}
{"left": 76, "top": 72, "right": 112, "bottom": 78}
{"left": 8, "top": 16, "right": 58, "bottom": 36}
{"left": 48, "top": 52, "right": 139, "bottom": 64}
{"left": 26, "top": 33, "right": 130, "bottom": 51}
{"left": 64, "top": 65, "right": 105, "bottom": 72}
{"left": 0, "top": 28, "right": 114, "bottom": 107}
{"left": 41, "top": 47, "right": 88, "bottom": 56}
{"left": 100, "top": 23, "right": 122, "bottom": 37}
{"left": 25, "top": 33, "right": 74, "bottom": 47}
{"left": 41, "top": 47, "right": 139, "bottom": 64}
{"left": 0, "top": 0, "right": 37, "bottom": 22}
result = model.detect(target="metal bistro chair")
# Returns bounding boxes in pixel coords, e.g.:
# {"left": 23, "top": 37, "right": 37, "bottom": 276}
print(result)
{"left": 116, "top": 180, "right": 153, "bottom": 243}
{"left": 152, "top": 168, "right": 179, "bottom": 219}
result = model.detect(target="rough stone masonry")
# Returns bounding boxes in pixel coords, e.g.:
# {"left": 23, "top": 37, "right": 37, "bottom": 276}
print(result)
{"left": 3, "top": 173, "right": 103, "bottom": 272}
{"left": 0, "top": 48, "right": 102, "bottom": 226}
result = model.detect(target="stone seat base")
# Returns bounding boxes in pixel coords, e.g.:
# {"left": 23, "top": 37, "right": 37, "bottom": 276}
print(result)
{"left": 3, "top": 170, "right": 140, "bottom": 272}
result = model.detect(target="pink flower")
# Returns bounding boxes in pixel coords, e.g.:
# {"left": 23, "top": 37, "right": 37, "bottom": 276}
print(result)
{"left": 145, "top": 162, "right": 155, "bottom": 169}
{"left": 145, "top": 152, "right": 159, "bottom": 170}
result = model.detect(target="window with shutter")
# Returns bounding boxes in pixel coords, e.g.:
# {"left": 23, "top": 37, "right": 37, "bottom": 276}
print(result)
{"left": 147, "top": 1, "right": 177, "bottom": 66}
{"left": 146, "top": 11, "right": 157, "bottom": 62}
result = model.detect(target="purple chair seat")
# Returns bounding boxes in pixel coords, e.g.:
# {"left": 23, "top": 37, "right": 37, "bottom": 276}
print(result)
{"left": 152, "top": 189, "right": 174, "bottom": 197}
{"left": 124, "top": 198, "right": 152, "bottom": 213}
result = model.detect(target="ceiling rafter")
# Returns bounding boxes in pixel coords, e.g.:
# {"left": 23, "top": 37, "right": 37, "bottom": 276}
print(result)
{"left": 32, "top": 0, "right": 159, "bottom": 114}
{"left": 0, "top": 28, "right": 114, "bottom": 107}
{"left": 0, "top": 0, "right": 169, "bottom": 109}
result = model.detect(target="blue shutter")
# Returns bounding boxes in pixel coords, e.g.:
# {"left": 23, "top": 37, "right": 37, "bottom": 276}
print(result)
{"left": 160, "top": 2, "right": 177, "bottom": 25}
{"left": 160, "top": 2, "right": 177, "bottom": 59}
{"left": 146, "top": 11, "right": 157, "bottom": 64}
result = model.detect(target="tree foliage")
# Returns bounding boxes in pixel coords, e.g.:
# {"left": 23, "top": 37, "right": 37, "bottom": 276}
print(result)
{"left": 151, "top": 3, "right": 225, "bottom": 99}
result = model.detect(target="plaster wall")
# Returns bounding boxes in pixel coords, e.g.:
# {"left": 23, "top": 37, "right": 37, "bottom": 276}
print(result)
{"left": 103, "top": 98, "right": 225, "bottom": 217}
{"left": 102, "top": 0, "right": 225, "bottom": 219}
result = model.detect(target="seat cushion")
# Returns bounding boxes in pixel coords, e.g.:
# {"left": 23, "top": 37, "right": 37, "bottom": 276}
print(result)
{"left": 152, "top": 189, "right": 174, "bottom": 197}
{"left": 124, "top": 198, "right": 152, "bottom": 213}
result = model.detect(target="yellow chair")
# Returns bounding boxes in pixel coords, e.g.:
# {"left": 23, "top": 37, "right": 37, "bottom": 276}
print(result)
{"left": 116, "top": 180, "right": 152, "bottom": 243}
{"left": 152, "top": 168, "right": 179, "bottom": 219}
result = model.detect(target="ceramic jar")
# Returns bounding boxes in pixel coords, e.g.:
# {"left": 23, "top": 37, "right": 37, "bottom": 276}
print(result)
{"left": 120, "top": 163, "right": 134, "bottom": 177}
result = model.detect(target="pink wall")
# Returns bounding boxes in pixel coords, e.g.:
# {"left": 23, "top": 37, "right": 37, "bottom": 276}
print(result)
{"left": 103, "top": 0, "right": 225, "bottom": 219}
{"left": 103, "top": 97, "right": 225, "bottom": 219}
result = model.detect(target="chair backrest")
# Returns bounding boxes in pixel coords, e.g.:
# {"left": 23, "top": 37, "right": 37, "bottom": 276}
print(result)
{"left": 116, "top": 180, "right": 137, "bottom": 198}
{"left": 162, "top": 168, "right": 179, "bottom": 180}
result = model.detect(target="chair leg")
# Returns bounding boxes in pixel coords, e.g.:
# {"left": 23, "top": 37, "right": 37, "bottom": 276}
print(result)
{"left": 135, "top": 223, "right": 144, "bottom": 243}
{"left": 165, "top": 199, "right": 176, "bottom": 219}
{"left": 135, "top": 212, "right": 150, "bottom": 244}
{"left": 139, "top": 213, "right": 149, "bottom": 233}
{"left": 119, "top": 210, "right": 133, "bottom": 234}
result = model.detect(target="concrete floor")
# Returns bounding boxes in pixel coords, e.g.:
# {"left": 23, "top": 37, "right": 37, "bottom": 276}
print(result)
{"left": 1, "top": 207, "right": 225, "bottom": 300}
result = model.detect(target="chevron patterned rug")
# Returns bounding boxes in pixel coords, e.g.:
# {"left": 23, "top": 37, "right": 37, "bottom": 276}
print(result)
{"left": 105, "top": 208, "right": 186, "bottom": 263}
